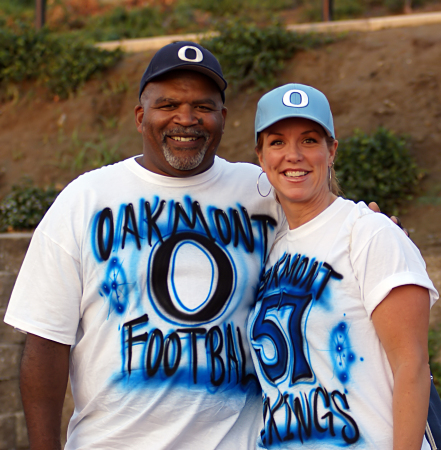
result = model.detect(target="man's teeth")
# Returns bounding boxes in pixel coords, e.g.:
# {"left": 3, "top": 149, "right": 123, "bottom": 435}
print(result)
{"left": 285, "top": 170, "right": 308, "bottom": 177}
{"left": 170, "top": 136, "right": 198, "bottom": 142}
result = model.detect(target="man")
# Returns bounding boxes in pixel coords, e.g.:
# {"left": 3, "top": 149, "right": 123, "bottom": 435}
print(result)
{"left": 5, "top": 41, "right": 284, "bottom": 449}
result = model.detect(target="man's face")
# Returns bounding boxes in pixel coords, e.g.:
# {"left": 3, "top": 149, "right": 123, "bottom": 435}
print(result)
{"left": 135, "top": 70, "right": 227, "bottom": 177}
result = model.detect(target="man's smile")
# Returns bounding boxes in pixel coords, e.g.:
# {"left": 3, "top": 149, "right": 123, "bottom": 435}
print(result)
{"left": 169, "top": 136, "right": 199, "bottom": 142}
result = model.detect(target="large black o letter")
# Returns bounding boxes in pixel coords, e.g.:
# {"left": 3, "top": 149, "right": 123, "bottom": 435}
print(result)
{"left": 97, "top": 207, "right": 114, "bottom": 261}
{"left": 151, "top": 232, "right": 233, "bottom": 323}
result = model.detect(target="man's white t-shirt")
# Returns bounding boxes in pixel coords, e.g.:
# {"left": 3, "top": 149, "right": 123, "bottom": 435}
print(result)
{"left": 5, "top": 156, "right": 284, "bottom": 449}
{"left": 248, "top": 197, "right": 438, "bottom": 449}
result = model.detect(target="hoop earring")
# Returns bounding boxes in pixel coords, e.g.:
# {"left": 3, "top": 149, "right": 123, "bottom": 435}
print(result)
{"left": 328, "top": 162, "right": 334, "bottom": 191}
{"left": 257, "top": 171, "right": 272, "bottom": 197}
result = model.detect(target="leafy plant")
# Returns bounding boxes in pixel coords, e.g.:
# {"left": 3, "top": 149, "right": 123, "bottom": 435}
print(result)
{"left": 74, "top": 6, "right": 165, "bottom": 41}
{"left": 188, "top": 0, "right": 294, "bottom": 16}
{"left": 0, "top": 178, "right": 61, "bottom": 232}
{"left": 45, "top": 2, "right": 200, "bottom": 42}
{"left": 202, "top": 19, "right": 333, "bottom": 92}
{"left": 0, "top": 0, "right": 34, "bottom": 19}
{"left": 54, "top": 129, "right": 122, "bottom": 172}
{"left": 0, "top": 23, "right": 122, "bottom": 98}
{"left": 301, "top": 0, "right": 365, "bottom": 22}
{"left": 335, "top": 127, "right": 422, "bottom": 216}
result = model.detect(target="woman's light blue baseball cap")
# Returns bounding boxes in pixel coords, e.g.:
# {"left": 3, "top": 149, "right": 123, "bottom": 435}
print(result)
{"left": 255, "top": 83, "right": 335, "bottom": 142}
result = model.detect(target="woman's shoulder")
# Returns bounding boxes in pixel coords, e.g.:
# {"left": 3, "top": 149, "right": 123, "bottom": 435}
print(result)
{"left": 350, "top": 201, "right": 399, "bottom": 235}
{"left": 322, "top": 197, "right": 396, "bottom": 238}
{"left": 348, "top": 201, "right": 413, "bottom": 264}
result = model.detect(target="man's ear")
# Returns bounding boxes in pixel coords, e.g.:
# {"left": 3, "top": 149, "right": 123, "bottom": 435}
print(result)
{"left": 134, "top": 105, "right": 144, "bottom": 133}
{"left": 221, "top": 106, "right": 227, "bottom": 134}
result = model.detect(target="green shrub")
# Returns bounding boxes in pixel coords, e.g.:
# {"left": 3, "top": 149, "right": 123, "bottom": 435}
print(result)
{"left": 202, "top": 19, "right": 333, "bottom": 92}
{"left": 0, "top": 179, "right": 61, "bottom": 232}
{"left": 0, "top": 23, "right": 122, "bottom": 98}
{"left": 86, "top": 4, "right": 198, "bottom": 41}
{"left": 336, "top": 127, "right": 421, "bottom": 216}
{"left": 301, "top": 0, "right": 365, "bottom": 22}
{"left": 0, "top": 0, "right": 34, "bottom": 17}
{"left": 384, "top": 0, "right": 406, "bottom": 12}
{"left": 188, "top": 0, "right": 294, "bottom": 16}
{"left": 54, "top": 130, "right": 122, "bottom": 172}
{"left": 43, "top": 3, "right": 200, "bottom": 42}
{"left": 75, "top": 6, "right": 166, "bottom": 41}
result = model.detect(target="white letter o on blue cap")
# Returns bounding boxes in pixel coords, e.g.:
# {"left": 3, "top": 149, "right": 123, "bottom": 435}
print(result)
{"left": 282, "top": 90, "right": 309, "bottom": 108}
{"left": 178, "top": 46, "right": 204, "bottom": 63}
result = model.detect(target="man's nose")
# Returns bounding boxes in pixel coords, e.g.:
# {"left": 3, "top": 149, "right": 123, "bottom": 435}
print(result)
{"left": 173, "top": 104, "right": 199, "bottom": 126}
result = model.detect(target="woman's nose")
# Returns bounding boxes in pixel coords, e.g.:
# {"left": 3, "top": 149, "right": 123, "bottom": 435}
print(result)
{"left": 284, "top": 143, "right": 303, "bottom": 162}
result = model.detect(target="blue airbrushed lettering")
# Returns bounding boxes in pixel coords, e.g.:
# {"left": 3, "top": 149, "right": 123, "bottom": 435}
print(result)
{"left": 258, "top": 254, "right": 343, "bottom": 301}
{"left": 261, "top": 387, "right": 360, "bottom": 447}
{"left": 93, "top": 195, "right": 277, "bottom": 261}
{"left": 251, "top": 254, "right": 361, "bottom": 446}
{"left": 91, "top": 195, "right": 277, "bottom": 393}
{"left": 122, "top": 314, "right": 258, "bottom": 388}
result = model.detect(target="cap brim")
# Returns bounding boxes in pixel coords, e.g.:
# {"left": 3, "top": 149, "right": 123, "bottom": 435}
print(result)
{"left": 139, "top": 64, "right": 227, "bottom": 100}
{"left": 256, "top": 112, "right": 334, "bottom": 142}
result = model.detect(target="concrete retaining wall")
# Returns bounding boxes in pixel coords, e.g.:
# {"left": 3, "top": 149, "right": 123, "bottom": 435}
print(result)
{"left": 0, "top": 234, "right": 73, "bottom": 449}
{"left": 0, "top": 234, "right": 31, "bottom": 449}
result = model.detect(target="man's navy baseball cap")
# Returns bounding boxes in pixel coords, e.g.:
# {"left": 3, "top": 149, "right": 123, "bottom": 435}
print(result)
{"left": 139, "top": 41, "right": 227, "bottom": 103}
{"left": 255, "top": 83, "right": 335, "bottom": 142}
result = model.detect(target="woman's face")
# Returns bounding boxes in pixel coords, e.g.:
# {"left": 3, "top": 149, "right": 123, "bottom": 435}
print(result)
{"left": 257, "top": 117, "right": 337, "bottom": 208}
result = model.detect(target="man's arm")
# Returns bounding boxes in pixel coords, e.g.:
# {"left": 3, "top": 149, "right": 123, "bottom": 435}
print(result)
{"left": 20, "top": 333, "right": 71, "bottom": 450}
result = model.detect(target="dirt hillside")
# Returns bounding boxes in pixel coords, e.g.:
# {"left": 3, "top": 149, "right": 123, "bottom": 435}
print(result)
{"left": 1, "top": 22, "right": 441, "bottom": 316}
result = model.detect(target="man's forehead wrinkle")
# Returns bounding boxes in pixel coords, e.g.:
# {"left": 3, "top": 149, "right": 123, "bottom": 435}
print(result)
{"left": 153, "top": 96, "right": 176, "bottom": 105}
{"left": 194, "top": 98, "right": 217, "bottom": 106}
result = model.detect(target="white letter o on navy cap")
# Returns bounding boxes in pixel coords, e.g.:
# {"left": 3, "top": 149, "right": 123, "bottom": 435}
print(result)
{"left": 178, "top": 46, "right": 204, "bottom": 63}
{"left": 282, "top": 89, "right": 309, "bottom": 108}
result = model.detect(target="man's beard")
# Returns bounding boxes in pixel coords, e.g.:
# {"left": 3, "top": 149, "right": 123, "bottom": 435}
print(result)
{"left": 161, "top": 128, "right": 210, "bottom": 171}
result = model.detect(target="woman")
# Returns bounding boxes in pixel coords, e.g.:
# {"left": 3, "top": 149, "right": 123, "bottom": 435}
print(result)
{"left": 247, "top": 83, "right": 438, "bottom": 449}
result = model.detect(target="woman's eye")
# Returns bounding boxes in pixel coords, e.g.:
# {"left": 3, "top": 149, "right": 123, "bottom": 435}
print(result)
{"left": 270, "top": 140, "right": 283, "bottom": 146}
{"left": 303, "top": 137, "right": 317, "bottom": 144}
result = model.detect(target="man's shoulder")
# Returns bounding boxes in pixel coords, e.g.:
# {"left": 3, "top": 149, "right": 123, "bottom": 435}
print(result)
{"left": 62, "top": 158, "right": 130, "bottom": 192}
{"left": 215, "top": 157, "right": 261, "bottom": 179}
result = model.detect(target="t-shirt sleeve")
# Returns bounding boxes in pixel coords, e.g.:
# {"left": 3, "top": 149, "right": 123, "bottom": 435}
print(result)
{"left": 350, "top": 213, "right": 438, "bottom": 318}
{"left": 4, "top": 228, "right": 82, "bottom": 345}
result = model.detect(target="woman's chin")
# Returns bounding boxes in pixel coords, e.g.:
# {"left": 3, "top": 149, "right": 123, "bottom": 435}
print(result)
{"left": 277, "top": 186, "right": 331, "bottom": 207}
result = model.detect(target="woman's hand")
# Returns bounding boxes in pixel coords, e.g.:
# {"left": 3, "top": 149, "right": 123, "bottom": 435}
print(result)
{"left": 372, "top": 285, "right": 430, "bottom": 450}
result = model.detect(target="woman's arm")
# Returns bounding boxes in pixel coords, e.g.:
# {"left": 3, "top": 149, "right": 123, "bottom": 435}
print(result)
{"left": 372, "top": 284, "right": 431, "bottom": 450}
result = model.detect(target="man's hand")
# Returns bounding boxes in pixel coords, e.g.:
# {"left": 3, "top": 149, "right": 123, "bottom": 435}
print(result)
{"left": 20, "top": 334, "right": 70, "bottom": 450}
{"left": 368, "top": 202, "right": 409, "bottom": 236}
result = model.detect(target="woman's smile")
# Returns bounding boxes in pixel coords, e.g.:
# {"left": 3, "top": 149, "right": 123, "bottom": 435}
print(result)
{"left": 281, "top": 169, "right": 310, "bottom": 180}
